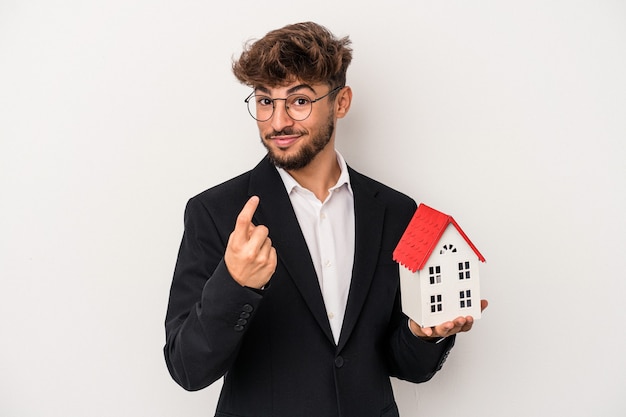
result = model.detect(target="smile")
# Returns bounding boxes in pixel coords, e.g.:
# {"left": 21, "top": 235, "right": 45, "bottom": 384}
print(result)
{"left": 270, "top": 134, "right": 301, "bottom": 148}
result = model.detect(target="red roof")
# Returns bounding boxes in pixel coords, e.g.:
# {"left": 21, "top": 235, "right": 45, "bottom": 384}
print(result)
{"left": 393, "top": 204, "right": 485, "bottom": 272}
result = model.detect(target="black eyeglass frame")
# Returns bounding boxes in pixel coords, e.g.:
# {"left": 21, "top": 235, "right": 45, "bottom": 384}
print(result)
{"left": 244, "top": 85, "right": 344, "bottom": 122}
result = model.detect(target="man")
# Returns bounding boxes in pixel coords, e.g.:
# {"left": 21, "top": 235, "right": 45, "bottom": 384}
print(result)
{"left": 164, "top": 22, "right": 486, "bottom": 417}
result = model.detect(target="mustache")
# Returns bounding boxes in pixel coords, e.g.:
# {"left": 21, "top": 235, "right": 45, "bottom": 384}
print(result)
{"left": 264, "top": 128, "right": 305, "bottom": 139}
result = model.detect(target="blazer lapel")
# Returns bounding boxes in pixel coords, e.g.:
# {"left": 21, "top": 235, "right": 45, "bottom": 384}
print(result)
{"left": 247, "top": 158, "right": 335, "bottom": 345}
{"left": 337, "top": 168, "right": 386, "bottom": 351}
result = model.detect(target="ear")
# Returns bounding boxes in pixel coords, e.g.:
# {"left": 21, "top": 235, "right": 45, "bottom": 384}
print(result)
{"left": 334, "top": 86, "right": 352, "bottom": 119}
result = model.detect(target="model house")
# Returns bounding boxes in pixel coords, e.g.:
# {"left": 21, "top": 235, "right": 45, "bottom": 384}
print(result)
{"left": 393, "top": 204, "right": 486, "bottom": 327}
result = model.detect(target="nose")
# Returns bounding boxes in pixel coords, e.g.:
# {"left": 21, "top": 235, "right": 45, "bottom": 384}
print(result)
{"left": 270, "top": 100, "right": 294, "bottom": 131}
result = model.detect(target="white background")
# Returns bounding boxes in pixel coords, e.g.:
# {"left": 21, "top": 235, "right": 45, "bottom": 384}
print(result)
{"left": 1, "top": 1, "right": 625, "bottom": 416}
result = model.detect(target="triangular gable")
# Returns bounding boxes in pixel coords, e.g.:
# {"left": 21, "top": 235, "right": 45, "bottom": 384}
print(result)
{"left": 393, "top": 203, "right": 485, "bottom": 272}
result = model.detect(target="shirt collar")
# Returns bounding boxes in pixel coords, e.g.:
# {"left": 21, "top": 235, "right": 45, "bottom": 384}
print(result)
{"left": 276, "top": 150, "right": 353, "bottom": 196}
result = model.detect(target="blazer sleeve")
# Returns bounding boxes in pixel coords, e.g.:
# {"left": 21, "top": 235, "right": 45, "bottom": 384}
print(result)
{"left": 163, "top": 195, "right": 263, "bottom": 391}
{"left": 380, "top": 191, "right": 455, "bottom": 383}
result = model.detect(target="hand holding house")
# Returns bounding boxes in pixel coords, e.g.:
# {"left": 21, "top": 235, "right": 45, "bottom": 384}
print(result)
{"left": 393, "top": 204, "right": 486, "bottom": 328}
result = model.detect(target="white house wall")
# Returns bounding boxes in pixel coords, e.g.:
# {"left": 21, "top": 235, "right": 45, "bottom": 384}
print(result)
{"left": 399, "top": 266, "right": 424, "bottom": 324}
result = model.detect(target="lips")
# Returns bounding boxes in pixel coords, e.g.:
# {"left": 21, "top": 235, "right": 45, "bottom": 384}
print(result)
{"left": 272, "top": 135, "right": 300, "bottom": 148}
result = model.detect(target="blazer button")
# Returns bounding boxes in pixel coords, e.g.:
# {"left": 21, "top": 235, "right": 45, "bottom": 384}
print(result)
{"left": 234, "top": 324, "right": 244, "bottom": 332}
{"left": 334, "top": 356, "right": 344, "bottom": 368}
{"left": 242, "top": 304, "right": 253, "bottom": 313}
{"left": 237, "top": 318, "right": 248, "bottom": 326}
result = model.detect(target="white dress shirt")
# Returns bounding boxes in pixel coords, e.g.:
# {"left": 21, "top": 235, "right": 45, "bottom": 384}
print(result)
{"left": 276, "top": 151, "right": 355, "bottom": 344}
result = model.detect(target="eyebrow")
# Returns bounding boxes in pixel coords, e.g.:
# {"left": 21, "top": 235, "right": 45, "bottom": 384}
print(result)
{"left": 255, "top": 84, "right": 317, "bottom": 96}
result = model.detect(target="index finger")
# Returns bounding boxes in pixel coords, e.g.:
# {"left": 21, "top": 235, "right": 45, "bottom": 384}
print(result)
{"left": 232, "top": 196, "right": 260, "bottom": 239}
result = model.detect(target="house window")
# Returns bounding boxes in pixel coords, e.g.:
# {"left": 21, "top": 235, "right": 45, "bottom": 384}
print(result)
{"left": 439, "top": 244, "right": 457, "bottom": 255}
{"left": 428, "top": 266, "right": 442, "bottom": 285}
{"left": 458, "top": 261, "right": 471, "bottom": 280}
{"left": 430, "top": 294, "right": 443, "bottom": 313}
{"left": 459, "top": 290, "right": 472, "bottom": 308}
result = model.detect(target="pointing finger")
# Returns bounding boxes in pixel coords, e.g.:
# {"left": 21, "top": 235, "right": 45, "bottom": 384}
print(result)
{"left": 233, "top": 196, "right": 260, "bottom": 240}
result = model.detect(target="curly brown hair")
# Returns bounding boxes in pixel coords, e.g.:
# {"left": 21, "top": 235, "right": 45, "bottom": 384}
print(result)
{"left": 232, "top": 22, "right": 353, "bottom": 91}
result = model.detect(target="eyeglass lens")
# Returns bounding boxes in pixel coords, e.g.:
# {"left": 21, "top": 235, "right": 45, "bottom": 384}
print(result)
{"left": 247, "top": 94, "right": 313, "bottom": 121}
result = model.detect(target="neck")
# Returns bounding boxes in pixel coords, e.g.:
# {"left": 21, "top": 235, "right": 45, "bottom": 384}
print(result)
{"left": 287, "top": 146, "right": 340, "bottom": 202}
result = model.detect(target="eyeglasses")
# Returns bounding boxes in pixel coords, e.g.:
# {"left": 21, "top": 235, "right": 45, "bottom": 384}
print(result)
{"left": 244, "top": 86, "right": 343, "bottom": 121}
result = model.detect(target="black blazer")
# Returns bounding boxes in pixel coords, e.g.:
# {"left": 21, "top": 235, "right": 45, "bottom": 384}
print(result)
{"left": 164, "top": 157, "right": 454, "bottom": 417}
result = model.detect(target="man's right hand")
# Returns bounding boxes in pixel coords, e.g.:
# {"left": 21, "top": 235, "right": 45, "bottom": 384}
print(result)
{"left": 224, "top": 196, "right": 277, "bottom": 289}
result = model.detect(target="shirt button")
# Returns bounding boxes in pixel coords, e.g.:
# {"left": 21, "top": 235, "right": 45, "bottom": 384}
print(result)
{"left": 328, "top": 312, "right": 335, "bottom": 320}
{"left": 320, "top": 212, "right": 327, "bottom": 220}
{"left": 324, "top": 260, "right": 332, "bottom": 268}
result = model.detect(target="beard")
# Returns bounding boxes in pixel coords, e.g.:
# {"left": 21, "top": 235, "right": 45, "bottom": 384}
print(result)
{"left": 262, "top": 113, "right": 335, "bottom": 171}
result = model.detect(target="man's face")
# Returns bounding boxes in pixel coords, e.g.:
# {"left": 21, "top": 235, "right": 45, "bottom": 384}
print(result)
{"left": 253, "top": 82, "right": 337, "bottom": 171}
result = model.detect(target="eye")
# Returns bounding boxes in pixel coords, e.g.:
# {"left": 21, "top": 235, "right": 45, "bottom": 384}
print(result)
{"left": 256, "top": 96, "right": 273, "bottom": 106}
{"left": 288, "top": 95, "right": 311, "bottom": 107}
